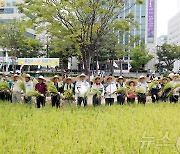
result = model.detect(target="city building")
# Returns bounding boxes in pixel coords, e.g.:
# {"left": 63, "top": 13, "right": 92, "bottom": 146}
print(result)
{"left": 157, "top": 35, "right": 167, "bottom": 46}
{"left": 178, "top": 0, "right": 180, "bottom": 12}
{"left": 118, "top": 0, "right": 157, "bottom": 72}
{"left": 168, "top": 11, "right": 180, "bottom": 73}
{"left": 69, "top": 0, "right": 158, "bottom": 73}
{"left": 168, "top": 11, "right": 180, "bottom": 45}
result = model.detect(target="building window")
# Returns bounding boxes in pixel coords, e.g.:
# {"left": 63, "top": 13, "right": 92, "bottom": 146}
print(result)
{"left": 0, "top": 8, "right": 14, "bottom": 14}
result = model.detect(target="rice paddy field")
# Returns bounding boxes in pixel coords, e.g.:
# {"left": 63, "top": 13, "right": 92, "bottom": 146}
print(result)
{"left": 0, "top": 102, "right": 180, "bottom": 154}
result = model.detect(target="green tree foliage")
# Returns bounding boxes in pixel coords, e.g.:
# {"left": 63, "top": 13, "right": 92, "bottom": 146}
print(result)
{"left": 157, "top": 44, "right": 180, "bottom": 71}
{"left": 18, "top": 0, "right": 143, "bottom": 74}
{"left": 130, "top": 45, "right": 153, "bottom": 72}
{"left": 0, "top": 20, "right": 43, "bottom": 58}
{"left": 0, "top": 20, "right": 44, "bottom": 72}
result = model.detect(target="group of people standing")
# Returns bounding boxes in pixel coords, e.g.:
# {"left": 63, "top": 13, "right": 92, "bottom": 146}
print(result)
{"left": 0, "top": 72, "right": 179, "bottom": 108}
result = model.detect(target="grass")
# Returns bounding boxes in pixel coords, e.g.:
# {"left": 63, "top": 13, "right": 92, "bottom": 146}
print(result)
{"left": 0, "top": 102, "right": 180, "bottom": 153}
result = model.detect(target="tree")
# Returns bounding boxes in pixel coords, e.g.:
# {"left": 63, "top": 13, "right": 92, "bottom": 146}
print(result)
{"left": 0, "top": 20, "right": 44, "bottom": 73}
{"left": 18, "top": 0, "right": 143, "bottom": 74}
{"left": 130, "top": 45, "right": 153, "bottom": 74}
{"left": 17, "top": 38, "right": 44, "bottom": 58}
{"left": 157, "top": 44, "right": 180, "bottom": 71}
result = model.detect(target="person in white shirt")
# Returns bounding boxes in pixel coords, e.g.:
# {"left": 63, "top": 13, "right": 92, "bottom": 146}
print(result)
{"left": 169, "top": 74, "right": 180, "bottom": 103}
{"left": 137, "top": 76, "right": 149, "bottom": 104}
{"left": 91, "top": 76, "right": 104, "bottom": 107}
{"left": 116, "top": 76, "right": 126, "bottom": 105}
{"left": 24, "top": 74, "right": 34, "bottom": 104}
{"left": 104, "top": 76, "right": 117, "bottom": 106}
{"left": 75, "top": 74, "right": 90, "bottom": 107}
{"left": 11, "top": 74, "right": 23, "bottom": 103}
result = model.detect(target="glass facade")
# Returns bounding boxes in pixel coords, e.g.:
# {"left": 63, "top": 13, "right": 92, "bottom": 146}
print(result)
{"left": 0, "top": 0, "right": 17, "bottom": 14}
{"left": 119, "top": 0, "right": 147, "bottom": 45}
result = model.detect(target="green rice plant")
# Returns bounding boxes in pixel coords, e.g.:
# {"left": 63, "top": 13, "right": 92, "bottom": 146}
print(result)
{"left": 116, "top": 87, "right": 126, "bottom": 93}
{"left": 148, "top": 81, "right": 158, "bottom": 90}
{"left": 83, "top": 92, "right": 88, "bottom": 100}
{"left": 0, "top": 102, "right": 179, "bottom": 153}
{"left": 46, "top": 82, "right": 58, "bottom": 94}
{"left": 127, "top": 87, "right": 135, "bottom": 92}
{"left": 0, "top": 81, "right": 9, "bottom": 91}
{"left": 33, "top": 78, "right": 38, "bottom": 86}
{"left": 164, "top": 82, "right": 173, "bottom": 90}
{"left": 174, "top": 83, "right": 180, "bottom": 89}
{"left": 64, "top": 89, "right": 75, "bottom": 101}
{"left": 92, "top": 89, "right": 102, "bottom": 98}
{"left": 136, "top": 88, "right": 145, "bottom": 94}
{"left": 26, "top": 90, "right": 40, "bottom": 97}
{"left": 19, "top": 81, "right": 26, "bottom": 92}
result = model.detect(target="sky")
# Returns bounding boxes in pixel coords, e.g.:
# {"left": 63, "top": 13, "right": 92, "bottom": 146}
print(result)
{"left": 157, "top": 0, "right": 179, "bottom": 37}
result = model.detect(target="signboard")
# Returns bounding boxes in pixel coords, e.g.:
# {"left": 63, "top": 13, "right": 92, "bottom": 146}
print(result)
{"left": 0, "top": 1, "right": 5, "bottom": 7}
{"left": 18, "top": 58, "right": 59, "bottom": 66}
{"left": 148, "top": 0, "right": 155, "bottom": 38}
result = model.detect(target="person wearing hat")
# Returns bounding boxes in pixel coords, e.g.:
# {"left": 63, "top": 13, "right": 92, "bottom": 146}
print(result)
{"left": 137, "top": 76, "right": 149, "bottom": 104}
{"left": 104, "top": 76, "right": 117, "bottom": 106}
{"left": 63, "top": 77, "right": 75, "bottom": 106}
{"left": 11, "top": 74, "right": 23, "bottom": 103}
{"left": 63, "top": 77, "right": 75, "bottom": 92}
{"left": 150, "top": 72, "right": 156, "bottom": 81}
{"left": 116, "top": 76, "right": 126, "bottom": 105}
{"left": 150, "top": 77, "right": 161, "bottom": 103}
{"left": 159, "top": 77, "right": 171, "bottom": 102}
{"left": 35, "top": 76, "right": 47, "bottom": 108}
{"left": 91, "top": 76, "right": 104, "bottom": 107}
{"left": 50, "top": 75, "right": 63, "bottom": 108}
{"left": 126, "top": 80, "right": 137, "bottom": 103}
{"left": 169, "top": 74, "right": 180, "bottom": 103}
{"left": 75, "top": 74, "right": 90, "bottom": 107}
{"left": 24, "top": 74, "right": 34, "bottom": 104}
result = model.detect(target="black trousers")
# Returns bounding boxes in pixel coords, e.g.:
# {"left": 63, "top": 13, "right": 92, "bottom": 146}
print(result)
{"left": 0, "top": 91, "right": 6, "bottom": 101}
{"left": 117, "top": 95, "right": 125, "bottom": 105}
{"left": 51, "top": 94, "right": 60, "bottom": 108}
{"left": 77, "top": 97, "right": 87, "bottom": 107}
{"left": 170, "top": 95, "right": 179, "bottom": 103}
{"left": 151, "top": 93, "right": 159, "bottom": 103}
{"left": 127, "top": 97, "right": 135, "bottom": 104}
{"left": 24, "top": 96, "right": 32, "bottom": 104}
{"left": 36, "top": 96, "right": 46, "bottom": 108}
{"left": 105, "top": 98, "right": 114, "bottom": 106}
{"left": 137, "top": 93, "right": 146, "bottom": 104}
{"left": 5, "top": 91, "right": 12, "bottom": 102}
{"left": 92, "top": 95, "right": 101, "bottom": 107}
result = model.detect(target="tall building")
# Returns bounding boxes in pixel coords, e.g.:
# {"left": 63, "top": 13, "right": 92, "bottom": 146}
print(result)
{"left": 178, "top": 0, "right": 180, "bottom": 12}
{"left": 118, "top": 0, "right": 157, "bottom": 71}
{"left": 157, "top": 35, "right": 167, "bottom": 46}
{"left": 168, "top": 11, "right": 180, "bottom": 73}
{"left": 168, "top": 12, "right": 180, "bottom": 45}
{"left": 0, "top": 0, "right": 23, "bottom": 21}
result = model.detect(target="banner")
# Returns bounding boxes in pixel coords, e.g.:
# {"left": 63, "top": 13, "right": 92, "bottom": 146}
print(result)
{"left": 18, "top": 58, "right": 59, "bottom": 66}
{"left": 148, "top": 0, "right": 155, "bottom": 38}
